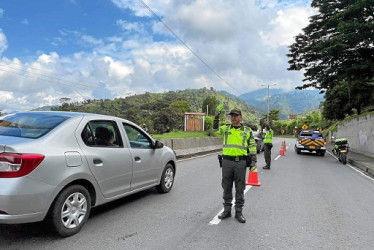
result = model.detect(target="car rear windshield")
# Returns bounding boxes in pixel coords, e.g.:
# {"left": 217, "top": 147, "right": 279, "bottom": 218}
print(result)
{"left": 300, "top": 132, "right": 323, "bottom": 138}
{"left": 0, "top": 113, "right": 70, "bottom": 139}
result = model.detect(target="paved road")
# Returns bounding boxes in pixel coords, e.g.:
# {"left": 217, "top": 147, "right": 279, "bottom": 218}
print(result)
{"left": 1, "top": 138, "right": 374, "bottom": 249}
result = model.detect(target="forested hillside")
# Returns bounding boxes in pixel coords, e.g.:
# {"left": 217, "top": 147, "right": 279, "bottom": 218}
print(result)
{"left": 240, "top": 89, "right": 324, "bottom": 118}
{"left": 52, "top": 88, "right": 261, "bottom": 134}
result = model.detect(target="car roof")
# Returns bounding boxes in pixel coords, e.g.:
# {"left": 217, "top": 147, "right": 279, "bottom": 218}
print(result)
{"left": 4, "top": 111, "right": 135, "bottom": 124}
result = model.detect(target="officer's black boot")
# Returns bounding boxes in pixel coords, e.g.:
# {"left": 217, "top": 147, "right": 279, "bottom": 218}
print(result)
{"left": 235, "top": 211, "right": 246, "bottom": 223}
{"left": 218, "top": 207, "right": 231, "bottom": 220}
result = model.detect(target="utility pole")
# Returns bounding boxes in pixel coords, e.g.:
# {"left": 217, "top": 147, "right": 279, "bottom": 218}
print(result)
{"left": 261, "top": 83, "right": 277, "bottom": 125}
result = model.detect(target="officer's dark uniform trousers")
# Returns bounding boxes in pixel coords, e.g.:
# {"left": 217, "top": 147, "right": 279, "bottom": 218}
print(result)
{"left": 264, "top": 143, "right": 272, "bottom": 167}
{"left": 222, "top": 157, "right": 247, "bottom": 211}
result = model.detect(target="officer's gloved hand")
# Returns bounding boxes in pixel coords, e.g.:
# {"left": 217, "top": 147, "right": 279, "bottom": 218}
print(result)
{"left": 250, "top": 161, "right": 257, "bottom": 172}
{"left": 215, "top": 103, "right": 224, "bottom": 115}
{"left": 250, "top": 154, "right": 257, "bottom": 171}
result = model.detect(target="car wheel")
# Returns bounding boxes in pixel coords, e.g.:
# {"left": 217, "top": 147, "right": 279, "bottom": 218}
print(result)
{"left": 296, "top": 149, "right": 301, "bottom": 154}
{"left": 49, "top": 185, "right": 91, "bottom": 237}
{"left": 156, "top": 163, "right": 175, "bottom": 193}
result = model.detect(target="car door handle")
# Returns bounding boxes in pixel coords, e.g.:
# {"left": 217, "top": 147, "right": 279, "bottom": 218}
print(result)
{"left": 93, "top": 158, "right": 103, "bottom": 166}
{"left": 134, "top": 156, "right": 141, "bottom": 162}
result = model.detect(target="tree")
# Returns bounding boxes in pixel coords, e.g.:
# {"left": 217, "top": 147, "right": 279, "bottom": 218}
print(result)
{"left": 201, "top": 96, "right": 218, "bottom": 116}
{"left": 260, "top": 109, "right": 280, "bottom": 128}
{"left": 287, "top": 0, "right": 374, "bottom": 115}
{"left": 151, "top": 108, "right": 181, "bottom": 134}
{"left": 322, "top": 80, "right": 353, "bottom": 120}
{"left": 169, "top": 101, "right": 190, "bottom": 114}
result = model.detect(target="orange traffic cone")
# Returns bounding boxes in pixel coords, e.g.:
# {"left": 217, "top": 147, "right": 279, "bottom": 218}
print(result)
{"left": 280, "top": 145, "right": 285, "bottom": 156}
{"left": 283, "top": 141, "right": 287, "bottom": 151}
{"left": 246, "top": 164, "right": 261, "bottom": 186}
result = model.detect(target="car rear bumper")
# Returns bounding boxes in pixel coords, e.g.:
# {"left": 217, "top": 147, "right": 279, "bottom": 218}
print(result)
{"left": 0, "top": 176, "right": 56, "bottom": 224}
{"left": 0, "top": 212, "right": 46, "bottom": 224}
{"left": 295, "top": 144, "right": 326, "bottom": 151}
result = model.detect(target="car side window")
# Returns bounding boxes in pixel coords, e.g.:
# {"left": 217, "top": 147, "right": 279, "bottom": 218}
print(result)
{"left": 123, "top": 123, "right": 152, "bottom": 149}
{"left": 81, "top": 121, "right": 122, "bottom": 147}
{"left": 81, "top": 124, "right": 95, "bottom": 146}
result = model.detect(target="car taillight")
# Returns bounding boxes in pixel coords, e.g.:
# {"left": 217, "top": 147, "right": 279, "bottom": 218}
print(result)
{"left": 0, "top": 153, "right": 45, "bottom": 178}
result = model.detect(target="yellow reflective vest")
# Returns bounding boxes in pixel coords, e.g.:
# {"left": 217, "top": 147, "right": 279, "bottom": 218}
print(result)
{"left": 216, "top": 124, "right": 256, "bottom": 156}
{"left": 264, "top": 129, "right": 273, "bottom": 144}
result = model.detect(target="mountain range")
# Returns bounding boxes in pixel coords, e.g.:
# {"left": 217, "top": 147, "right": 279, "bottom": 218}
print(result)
{"left": 239, "top": 89, "right": 325, "bottom": 118}
{"left": 27, "top": 88, "right": 324, "bottom": 120}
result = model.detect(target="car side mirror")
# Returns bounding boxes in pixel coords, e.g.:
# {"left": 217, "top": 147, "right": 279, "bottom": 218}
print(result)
{"left": 152, "top": 140, "right": 164, "bottom": 149}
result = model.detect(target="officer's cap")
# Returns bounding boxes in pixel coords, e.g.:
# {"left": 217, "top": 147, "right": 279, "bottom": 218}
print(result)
{"left": 229, "top": 109, "right": 242, "bottom": 115}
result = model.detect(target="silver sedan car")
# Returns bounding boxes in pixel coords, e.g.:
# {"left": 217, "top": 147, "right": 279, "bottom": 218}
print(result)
{"left": 0, "top": 111, "right": 176, "bottom": 237}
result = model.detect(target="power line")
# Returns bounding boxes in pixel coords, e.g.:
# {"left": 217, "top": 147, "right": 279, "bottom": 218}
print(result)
{"left": 137, "top": 0, "right": 240, "bottom": 94}
{"left": 0, "top": 66, "right": 92, "bottom": 100}
{"left": 0, "top": 63, "right": 100, "bottom": 90}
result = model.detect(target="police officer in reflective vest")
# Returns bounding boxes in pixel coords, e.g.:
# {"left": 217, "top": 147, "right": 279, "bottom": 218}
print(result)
{"left": 213, "top": 105, "right": 257, "bottom": 223}
{"left": 263, "top": 124, "right": 273, "bottom": 169}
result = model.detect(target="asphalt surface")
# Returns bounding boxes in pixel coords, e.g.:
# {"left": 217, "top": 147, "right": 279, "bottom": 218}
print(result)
{"left": 1, "top": 138, "right": 374, "bottom": 249}
{"left": 176, "top": 140, "right": 374, "bottom": 179}
{"left": 325, "top": 142, "right": 374, "bottom": 178}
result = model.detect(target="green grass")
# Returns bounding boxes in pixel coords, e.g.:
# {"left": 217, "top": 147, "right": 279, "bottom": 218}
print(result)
{"left": 152, "top": 130, "right": 297, "bottom": 139}
{"left": 152, "top": 131, "right": 213, "bottom": 139}
{"left": 276, "top": 134, "right": 298, "bottom": 139}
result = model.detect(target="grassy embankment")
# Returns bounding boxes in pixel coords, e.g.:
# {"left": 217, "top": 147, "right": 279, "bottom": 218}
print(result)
{"left": 152, "top": 131, "right": 210, "bottom": 139}
{"left": 153, "top": 131, "right": 296, "bottom": 139}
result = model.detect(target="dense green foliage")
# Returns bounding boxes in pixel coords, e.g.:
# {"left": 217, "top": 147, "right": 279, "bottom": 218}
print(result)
{"left": 272, "top": 110, "right": 330, "bottom": 136}
{"left": 288, "top": 0, "right": 374, "bottom": 117}
{"left": 52, "top": 88, "right": 260, "bottom": 134}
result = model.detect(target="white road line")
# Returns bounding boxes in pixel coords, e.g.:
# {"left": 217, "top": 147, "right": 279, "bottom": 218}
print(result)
{"left": 209, "top": 185, "right": 252, "bottom": 225}
{"left": 327, "top": 151, "right": 374, "bottom": 182}
{"left": 275, "top": 155, "right": 281, "bottom": 160}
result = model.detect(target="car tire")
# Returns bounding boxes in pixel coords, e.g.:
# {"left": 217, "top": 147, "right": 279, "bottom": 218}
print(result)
{"left": 156, "top": 163, "right": 175, "bottom": 194}
{"left": 49, "top": 185, "right": 91, "bottom": 237}
{"left": 296, "top": 149, "right": 301, "bottom": 154}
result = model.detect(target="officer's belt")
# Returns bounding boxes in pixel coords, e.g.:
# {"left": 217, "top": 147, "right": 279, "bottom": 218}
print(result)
{"left": 222, "top": 155, "right": 247, "bottom": 162}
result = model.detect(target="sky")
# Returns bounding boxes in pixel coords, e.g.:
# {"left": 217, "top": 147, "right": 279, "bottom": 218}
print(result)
{"left": 0, "top": 0, "right": 315, "bottom": 113}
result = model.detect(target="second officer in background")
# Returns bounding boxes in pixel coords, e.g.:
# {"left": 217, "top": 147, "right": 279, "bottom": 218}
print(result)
{"left": 263, "top": 124, "right": 274, "bottom": 169}
{"left": 213, "top": 105, "right": 257, "bottom": 223}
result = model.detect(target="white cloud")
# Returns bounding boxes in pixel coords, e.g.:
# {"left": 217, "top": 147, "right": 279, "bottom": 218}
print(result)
{"left": 0, "top": 29, "right": 7, "bottom": 55}
{"left": 0, "top": 91, "right": 13, "bottom": 103}
{"left": 116, "top": 19, "right": 143, "bottom": 33}
{"left": 0, "top": 0, "right": 314, "bottom": 112}
{"left": 259, "top": 7, "right": 314, "bottom": 48}
{"left": 111, "top": 0, "right": 171, "bottom": 17}
{"left": 79, "top": 35, "right": 103, "bottom": 47}
{"left": 21, "top": 19, "right": 29, "bottom": 25}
